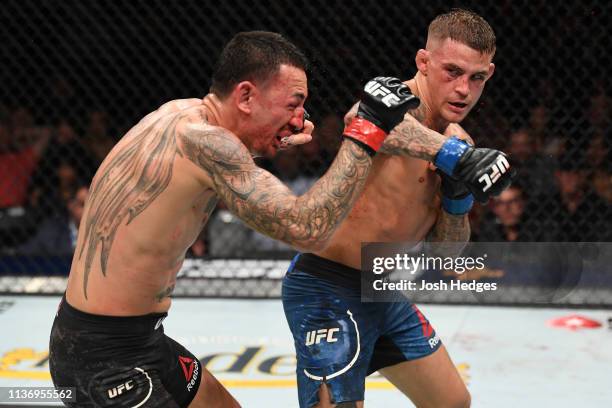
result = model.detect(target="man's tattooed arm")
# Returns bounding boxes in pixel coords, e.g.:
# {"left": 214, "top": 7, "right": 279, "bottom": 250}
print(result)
{"left": 425, "top": 211, "right": 471, "bottom": 258}
{"left": 345, "top": 100, "right": 446, "bottom": 161}
{"left": 179, "top": 125, "right": 373, "bottom": 251}
{"left": 378, "top": 111, "right": 447, "bottom": 161}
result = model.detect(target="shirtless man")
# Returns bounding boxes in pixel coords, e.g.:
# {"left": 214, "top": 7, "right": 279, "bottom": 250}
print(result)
{"left": 283, "top": 10, "right": 509, "bottom": 407}
{"left": 48, "top": 31, "right": 421, "bottom": 407}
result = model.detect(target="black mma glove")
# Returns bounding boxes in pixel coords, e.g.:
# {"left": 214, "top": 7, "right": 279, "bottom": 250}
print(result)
{"left": 434, "top": 136, "right": 515, "bottom": 203}
{"left": 343, "top": 77, "right": 420, "bottom": 155}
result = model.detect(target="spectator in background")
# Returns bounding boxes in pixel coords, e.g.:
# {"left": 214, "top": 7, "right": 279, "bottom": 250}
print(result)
{"left": 585, "top": 132, "right": 610, "bottom": 171}
{"left": 312, "top": 112, "right": 342, "bottom": 169}
{"left": 548, "top": 155, "right": 612, "bottom": 241}
{"left": 17, "top": 185, "right": 88, "bottom": 256}
{"left": 591, "top": 166, "right": 612, "bottom": 204}
{"left": 0, "top": 107, "right": 52, "bottom": 249}
{"left": 461, "top": 102, "right": 510, "bottom": 151}
{"left": 45, "top": 77, "right": 78, "bottom": 123}
{"left": 527, "top": 103, "right": 566, "bottom": 158}
{"left": 29, "top": 118, "right": 95, "bottom": 215}
{"left": 507, "top": 128, "right": 557, "bottom": 198}
{"left": 478, "top": 184, "right": 558, "bottom": 242}
{"left": 0, "top": 107, "right": 51, "bottom": 209}
{"left": 82, "top": 110, "right": 116, "bottom": 166}
{"left": 586, "top": 86, "right": 611, "bottom": 141}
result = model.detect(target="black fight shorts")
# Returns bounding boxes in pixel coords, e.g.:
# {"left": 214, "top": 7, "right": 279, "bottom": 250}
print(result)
{"left": 49, "top": 296, "right": 201, "bottom": 407}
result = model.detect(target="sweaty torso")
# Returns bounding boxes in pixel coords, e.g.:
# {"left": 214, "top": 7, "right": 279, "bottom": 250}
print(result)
{"left": 66, "top": 99, "right": 217, "bottom": 316}
{"left": 316, "top": 153, "right": 440, "bottom": 269}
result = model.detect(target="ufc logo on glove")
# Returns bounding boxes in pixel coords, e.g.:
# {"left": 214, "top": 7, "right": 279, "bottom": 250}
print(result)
{"left": 364, "top": 80, "right": 401, "bottom": 107}
{"left": 478, "top": 155, "right": 511, "bottom": 192}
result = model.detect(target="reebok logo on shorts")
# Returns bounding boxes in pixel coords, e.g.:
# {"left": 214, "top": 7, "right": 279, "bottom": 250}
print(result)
{"left": 179, "top": 356, "right": 199, "bottom": 391}
{"left": 428, "top": 334, "right": 441, "bottom": 349}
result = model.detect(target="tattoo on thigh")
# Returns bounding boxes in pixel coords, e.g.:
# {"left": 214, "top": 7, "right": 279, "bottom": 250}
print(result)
{"left": 336, "top": 402, "right": 358, "bottom": 408}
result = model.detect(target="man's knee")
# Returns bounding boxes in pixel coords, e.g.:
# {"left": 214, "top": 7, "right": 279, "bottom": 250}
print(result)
{"left": 313, "top": 384, "right": 362, "bottom": 408}
{"left": 428, "top": 385, "right": 470, "bottom": 408}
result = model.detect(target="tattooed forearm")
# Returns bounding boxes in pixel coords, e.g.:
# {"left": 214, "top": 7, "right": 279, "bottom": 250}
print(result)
{"left": 345, "top": 97, "right": 443, "bottom": 161}
{"left": 379, "top": 113, "right": 446, "bottom": 161}
{"left": 179, "top": 126, "right": 372, "bottom": 251}
{"left": 425, "top": 211, "right": 471, "bottom": 258}
{"left": 78, "top": 113, "right": 183, "bottom": 299}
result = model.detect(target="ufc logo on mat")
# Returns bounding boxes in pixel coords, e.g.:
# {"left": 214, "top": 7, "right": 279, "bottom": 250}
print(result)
{"left": 305, "top": 328, "right": 340, "bottom": 346}
{"left": 364, "top": 80, "right": 400, "bottom": 107}
{"left": 478, "top": 155, "right": 510, "bottom": 192}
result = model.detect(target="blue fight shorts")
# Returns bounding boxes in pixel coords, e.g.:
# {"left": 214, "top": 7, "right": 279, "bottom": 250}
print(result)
{"left": 282, "top": 253, "right": 442, "bottom": 408}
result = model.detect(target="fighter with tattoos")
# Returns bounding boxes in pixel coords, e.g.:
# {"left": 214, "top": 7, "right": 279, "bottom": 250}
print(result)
{"left": 48, "top": 31, "right": 421, "bottom": 407}
{"left": 282, "top": 10, "right": 513, "bottom": 408}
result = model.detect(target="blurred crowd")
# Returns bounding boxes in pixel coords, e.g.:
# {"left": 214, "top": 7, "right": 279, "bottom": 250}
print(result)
{"left": 1, "top": 88, "right": 611, "bottom": 260}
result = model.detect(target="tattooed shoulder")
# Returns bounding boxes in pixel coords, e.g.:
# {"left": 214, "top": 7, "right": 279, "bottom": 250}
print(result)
{"left": 178, "top": 124, "right": 253, "bottom": 177}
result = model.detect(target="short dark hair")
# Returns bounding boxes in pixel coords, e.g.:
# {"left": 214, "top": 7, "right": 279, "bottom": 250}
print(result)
{"left": 210, "top": 31, "right": 308, "bottom": 98}
{"left": 428, "top": 9, "right": 496, "bottom": 55}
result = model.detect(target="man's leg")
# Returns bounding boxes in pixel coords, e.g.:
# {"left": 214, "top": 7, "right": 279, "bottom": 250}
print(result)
{"left": 379, "top": 345, "right": 470, "bottom": 408}
{"left": 162, "top": 335, "right": 241, "bottom": 408}
{"left": 314, "top": 383, "right": 363, "bottom": 408}
{"left": 371, "top": 302, "right": 470, "bottom": 408}
{"left": 282, "top": 258, "right": 379, "bottom": 408}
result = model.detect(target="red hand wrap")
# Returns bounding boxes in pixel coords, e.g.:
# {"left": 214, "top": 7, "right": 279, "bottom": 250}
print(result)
{"left": 343, "top": 117, "right": 387, "bottom": 152}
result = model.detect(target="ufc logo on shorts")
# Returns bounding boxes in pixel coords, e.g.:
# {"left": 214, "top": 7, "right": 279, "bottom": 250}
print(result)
{"left": 364, "top": 80, "right": 400, "bottom": 107}
{"left": 107, "top": 380, "right": 134, "bottom": 399}
{"left": 478, "top": 155, "right": 510, "bottom": 192}
{"left": 305, "top": 328, "right": 340, "bottom": 346}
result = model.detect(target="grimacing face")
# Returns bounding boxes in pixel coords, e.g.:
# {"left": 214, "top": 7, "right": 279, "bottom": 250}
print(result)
{"left": 246, "top": 65, "right": 308, "bottom": 157}
{"left": 420, "top": 38, "right": 495, "bottom": 123}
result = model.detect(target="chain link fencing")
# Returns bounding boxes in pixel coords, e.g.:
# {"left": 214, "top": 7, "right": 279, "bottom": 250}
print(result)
{"left": 1, "top": 0, "right": 611, "bottom": 306}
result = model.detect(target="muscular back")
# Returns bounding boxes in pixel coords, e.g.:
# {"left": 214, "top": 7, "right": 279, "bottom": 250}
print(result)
{"left": 66, "top": 99, "right": 218, "bottom": 315}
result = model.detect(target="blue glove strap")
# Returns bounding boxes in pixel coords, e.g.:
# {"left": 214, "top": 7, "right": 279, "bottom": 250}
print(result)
{"left": 442, "top": 194, "right": 474, "bottom": 215}
{"left": 434, "top": 136, "right": 470, "bottom": 176}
